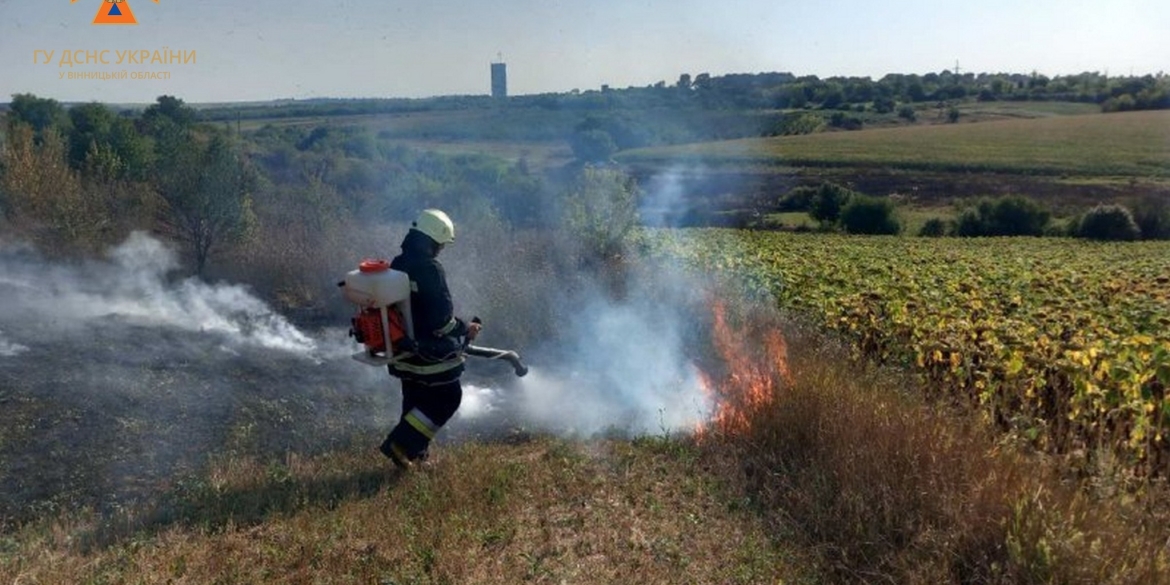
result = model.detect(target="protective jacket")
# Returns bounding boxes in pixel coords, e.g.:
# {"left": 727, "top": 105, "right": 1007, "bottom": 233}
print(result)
{"left": 387, "top": 229, "right": 469, "bottom": 383}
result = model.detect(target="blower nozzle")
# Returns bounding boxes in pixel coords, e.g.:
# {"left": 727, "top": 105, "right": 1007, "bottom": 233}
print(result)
{"left": 465, "top": 345, "right": 528, "bottom": 377}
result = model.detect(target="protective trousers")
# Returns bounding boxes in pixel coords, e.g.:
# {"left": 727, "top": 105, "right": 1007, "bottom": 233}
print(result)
{"left": 380, "top": 378, "right": 462, "bottom": 467}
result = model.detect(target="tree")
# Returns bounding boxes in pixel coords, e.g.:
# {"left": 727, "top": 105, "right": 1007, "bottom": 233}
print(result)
{"left": 106, "top": 117, "right": 152, "bottom": 181}
{"left": 7, "top": 94, "right": 68, "bottom": 142}
{"left": 568, "top": 129, "right": 618, "bottom": 163}
{"left": 154, "top": 129, "right": 257, "bottom": 276}
{"left": 563, "top": 166, "right": 640, "bottom": 263}
{"left": 141, "top": 95, "right": 196, "bottom": 139}
{"left": 144, "top": 95, "right": 196, "bottom": 125}
{"left": 818, "top": 83, "right": 845, "bottom": 109}
{"left": 67, "top": 102, "right": 116, "bottom": 170}
{"left": 907, "top": 82, "right": 928, "bottom": 102}
{"left": 873, "top": 96, "right": 896, "bottom": 113}
{"left": 0, "top": 124, "right": 120, "bottom": 253}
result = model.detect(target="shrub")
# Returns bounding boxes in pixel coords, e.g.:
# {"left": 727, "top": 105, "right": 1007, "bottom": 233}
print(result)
{"left": 562, "top": 165, "right": 640, "bottom": 262}
{"left": 809, "top": 182, "right": 857, "bottom": 227}
{"left": 917, "top": 217, "right": 949, "bottom": 237}
{"left": 829, "top": 112, "right": 863, "bottom": 130}
{"left": 1130, "top": 196, "right": 1170, "bottom": 240}
{"left": 778, "top": 185, "right": 818, "bottom": 212}
{"left": 568, "top": 129, "right": 618, "bottom": 163}
{"left": 1076, "top": 204, "right": 1141, "bottom": 241}
{"left": 839, "top": 196, "right": 901, "bottom": 235}
{"left": 873, "top": 96, "right": 896, "bottom": 114}
{"left": 772, "top": 113, "right": 824, "bottom": 136}
{"left": 897, "top": 105, "right": 917, "bottom": 122}
{"left": 955, "top": 196, "right": 1050, "bottom": 237}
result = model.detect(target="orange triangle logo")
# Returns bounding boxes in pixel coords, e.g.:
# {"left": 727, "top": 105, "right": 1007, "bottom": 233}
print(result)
{"left": 93, "top": 1, "right": 138, "bottom": 25}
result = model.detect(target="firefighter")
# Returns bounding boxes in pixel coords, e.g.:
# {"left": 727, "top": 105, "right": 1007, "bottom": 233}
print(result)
{"left": 379, "top": 209, "right": 481, "bottom": 469}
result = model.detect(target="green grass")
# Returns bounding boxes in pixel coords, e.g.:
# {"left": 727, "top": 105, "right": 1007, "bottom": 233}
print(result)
{"left": 377, "top": 138, "right": 572, "bottom": 168}
{"left": 954, "top": 100, "right": 1102, "bottom": 118}
{"left": 620, "top": 110, "right": 1170, "bottom": 177}
{"left": 897, "top": 206, "right": 953, "bottom": 235}
{"left": 237, "top": 108, "right": 583, "bottom": 142}
{"left": 763, "top": 211, "right": 816, "bottom": 229}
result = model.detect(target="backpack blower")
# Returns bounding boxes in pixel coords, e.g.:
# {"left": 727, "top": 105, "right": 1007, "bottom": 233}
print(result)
{"left": 338, "top": 259, "right": 528, "bottom": 377}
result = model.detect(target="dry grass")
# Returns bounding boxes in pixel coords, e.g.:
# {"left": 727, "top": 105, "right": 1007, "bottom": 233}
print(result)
{"left": 5, "top": 261, "right": 1170, "bottom": 583}
{"left": 703, "top": 300, "right": 1170, "bottom": 584}
{"left": 0, "top": 436, "right": 808, "bottom": 584}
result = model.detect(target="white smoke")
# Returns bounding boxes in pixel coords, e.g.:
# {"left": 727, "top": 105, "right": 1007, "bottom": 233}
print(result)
{"left": 447, "top": 262, "right": 715, "bottom": 438}
{"left": 512, "top": 288, "right": 713, "bottom": 436}
{"left": 430, "top": 165, "right": 722, "bottom": 438}
{"left": 640, "top": 164, "right": 704, "bottom": 228}
{"left": 0, "top": 232, "right": 321, "bottom": 357}
{"left": 0, "top": 329, "right": 29, "bottom": 358}
{"left": 457, "top": 384, "right": 500, "bottom": 420}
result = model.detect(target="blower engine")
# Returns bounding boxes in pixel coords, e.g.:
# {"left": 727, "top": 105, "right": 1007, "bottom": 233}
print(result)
{"left": 338, "top": 258, "right": 528, "bottom": 377}
{"left": 340, "top": 259, "right": 415, "bottom": 366}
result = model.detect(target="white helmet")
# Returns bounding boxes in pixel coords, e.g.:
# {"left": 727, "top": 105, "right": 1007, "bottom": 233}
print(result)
{"left": 412, "top": 209, "right": 455, "bottom": 245}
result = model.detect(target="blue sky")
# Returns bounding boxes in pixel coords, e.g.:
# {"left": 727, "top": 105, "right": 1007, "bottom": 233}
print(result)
{"left": 0, "top": 0, "right": 1166, "bottom": 104}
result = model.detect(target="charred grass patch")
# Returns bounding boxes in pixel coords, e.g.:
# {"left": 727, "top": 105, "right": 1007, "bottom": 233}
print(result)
{"left": 703, "top": 300, "right": 1170, "bottom": 583}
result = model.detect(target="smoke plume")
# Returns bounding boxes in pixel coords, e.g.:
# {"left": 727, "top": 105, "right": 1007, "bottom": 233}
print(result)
{"left": 0, "top": 163, "right": 726, "bottom": 525}
{"left": 0, "top": 232, "right": 320, "bottom": 357}
{"left": 443, "top": 165, "right": 716, "bottom": 437}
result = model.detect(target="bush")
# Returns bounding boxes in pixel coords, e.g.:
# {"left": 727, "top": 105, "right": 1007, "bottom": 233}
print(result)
{"left": 917, "top": 217, "right": 949, "bottom": 237}
{"left": 1131, "top": 196, "right": 1170, "bottom": 240}
{"left": 1076, "top": 204, "right": 1141, "bottom": 241}
{"left": 872, "top": 96, "right": 896, "bottom": 114}
{"left": 562, "top": 166, "right": 640, "bottom": 262}
{"left": 897, "top": 105, "right": 917, "bottom": 122}
{"left": 809, "top": 182, "right": 857, "bottom": 227}
{"left": 829, "top": 112, "right": 863, "bottom": 130}
{"left": 955, "top": 196, "right": 1050, "bottom": 237}
{"left": 777, "top": 185, "right": 818, "bottom": 212}
{"left": 568, "top": 129, "right": 618, "bottom": 163}
{"left": 772, "top": 112, "right": 824, "bottom": 136}
{"left": 839, "top": 196, "right": 901, "bottom": 235}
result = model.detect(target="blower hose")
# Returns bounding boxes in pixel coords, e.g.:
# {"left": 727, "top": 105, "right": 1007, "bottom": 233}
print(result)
{"left": 464, "top": 345, "right": 528, "bottom": 377}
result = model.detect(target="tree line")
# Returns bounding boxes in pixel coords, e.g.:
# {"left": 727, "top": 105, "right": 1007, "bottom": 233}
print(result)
{"left": 0, "top": 93, "right": 630, "bottom": 313}
{"left": 175, "top": 70, "right": 1170, "bottom": 124}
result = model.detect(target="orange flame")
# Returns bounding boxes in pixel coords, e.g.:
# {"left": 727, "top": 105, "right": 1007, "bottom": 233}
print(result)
{"left": 697, "top": 299, "right": 793, "bottom": 438}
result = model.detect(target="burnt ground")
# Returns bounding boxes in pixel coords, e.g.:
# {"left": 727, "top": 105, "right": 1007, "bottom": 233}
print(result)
{"left": 0, "top": 310, "right": 529, "bottom": 531}
{"left": 630, "top": 165, "right": 1170, "bottom": 226}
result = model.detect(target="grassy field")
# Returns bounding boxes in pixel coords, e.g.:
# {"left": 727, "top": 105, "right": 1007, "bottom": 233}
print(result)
{"left": 953, "top": 100, "right": 1101, "bottom": 119}
{"left": 619, "top": 110, "right": 1170, "bottom": 177}
{"left": 4, "top": 298, "right": 1166, "bottom": 584}
{"left": 0, "top": 437, "right": 810, "bottom": 584}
